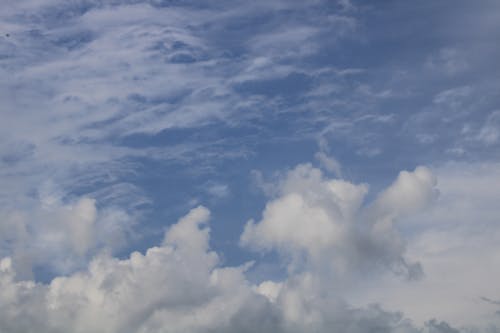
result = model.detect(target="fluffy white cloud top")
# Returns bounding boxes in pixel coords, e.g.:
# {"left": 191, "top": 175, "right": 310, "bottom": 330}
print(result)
{"left": 3, "top": 162, "right": 497, "bottom": 332}
{"left": 359, "top": 162, "right": 500, "bottom": 329}
{"left": 0, "top": 190, "right": 135, "bottom": 280}
{"left": 241, "top": 163, "right": 435, "bottom": 280}
{"left": 0, "top": 206, "right": 261, "bottom": 333}
{"left": 0, "top": 202, "right": 419, "bottom": 333}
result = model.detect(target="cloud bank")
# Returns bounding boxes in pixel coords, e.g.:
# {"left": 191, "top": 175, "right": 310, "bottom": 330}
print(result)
{"left": 2, "top": 163, "right": 498, "bottom": 332}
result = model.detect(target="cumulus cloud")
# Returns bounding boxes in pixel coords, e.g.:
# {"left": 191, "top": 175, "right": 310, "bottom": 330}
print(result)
{"left": 3, "top": 163, "right": 500, "bottom": 332}
{"left": 241, "top": 163, "right": 435, "bottom": 280}
{"left": 369, "top": 166, "right": 438, "bottom": 219}
{"left": 0, "top": 203, "right": 441, "bottom": 333}
{"left": 357, "top": 162, "right": 500, "bottom": 330}
{"left": 0, "top": 206, "right": 260, "bottom": 333}
{"left": 0, "top": 189, "right": 135, "bottom": 280}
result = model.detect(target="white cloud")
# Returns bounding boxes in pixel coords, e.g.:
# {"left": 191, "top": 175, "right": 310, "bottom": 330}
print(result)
{"left": 353, "top": 162, "right": 500, "bottom": 329}
{"left": 241, "top": 162, "right": 500, "bottom": 331}
{"left": 0, "top": 206, "right": 260, "bottom": 333}
{"left": 369, "top": 166, "right": 438, "bottom": 219}
{"left": 255, "top": 280, "right": 283, "bottom": 303}
{"left": 0, "top": 204, "right": 440, "bottom": 333}
{"left": 241, "top": 163, "right": 435, "bottom": 280}
{"left": 3, "top": 163, "right": 500, "bottom": 332}
{"left": 0, "top": 189, "right": 135, "bottom": 279}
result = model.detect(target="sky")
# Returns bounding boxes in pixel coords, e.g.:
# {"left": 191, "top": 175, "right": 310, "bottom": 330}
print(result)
{"left": 1, "top": 0, "right": 500, "bottom": 332}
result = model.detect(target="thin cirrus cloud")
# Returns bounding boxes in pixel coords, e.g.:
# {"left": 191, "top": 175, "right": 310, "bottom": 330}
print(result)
{"left": 1, "top": 0, "right": 500, "bottom": 332}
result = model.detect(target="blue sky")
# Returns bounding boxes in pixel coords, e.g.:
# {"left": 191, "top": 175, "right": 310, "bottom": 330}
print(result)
{"left": 1, "top": 1, "right": 500, "bottom": 332}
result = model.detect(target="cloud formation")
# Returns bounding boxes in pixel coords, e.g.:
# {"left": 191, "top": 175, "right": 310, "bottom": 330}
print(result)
{"left": 241, "top": 164, "right": 435, "bottom": 280}
{"left": 1, "top": 164, "right": 482, "bottom": 333}
{"left": 0, "top": 189, "right": 135, "bottom": 280}
{"left": 1, "top": 0, "right": 500, "bottom": 332}
{"left": 0, "top": 203, "right": 416, "bottom": 333}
